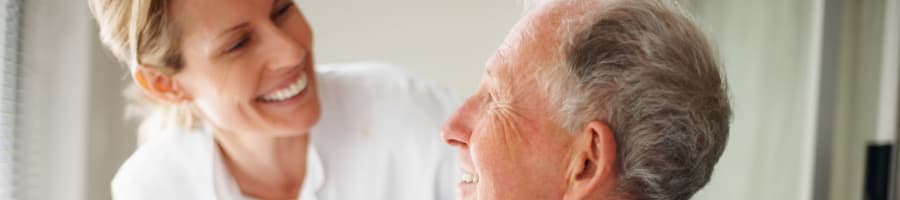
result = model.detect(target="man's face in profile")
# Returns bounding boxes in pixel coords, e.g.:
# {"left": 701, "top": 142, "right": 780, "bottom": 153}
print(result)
{"left": 441, "top": 2, "right": 603, "bottom": 199}
{"left": 443, "top": 0, "right": 732, "bottom": 199}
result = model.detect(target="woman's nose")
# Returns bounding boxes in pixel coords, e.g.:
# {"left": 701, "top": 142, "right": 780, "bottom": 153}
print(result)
{"left": 442, "top": 97, "right": 478, "bottom": 148}
{"left": 261, "top": 24, "right": 307, "bottom": 71}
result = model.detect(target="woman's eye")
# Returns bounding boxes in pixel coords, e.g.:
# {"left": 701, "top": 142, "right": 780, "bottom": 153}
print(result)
{"left": 226, "top": 37, "right": 249, "bottom": 53}
{"left": 274, "top": 3, "right": 294, "bottom": 18}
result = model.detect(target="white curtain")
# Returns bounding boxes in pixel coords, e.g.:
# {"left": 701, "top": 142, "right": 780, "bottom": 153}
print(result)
{"left": 682, "top": 0, "right": 900, "bottom": 199}
{"left": 0, "top": 0, "right": 22, "bottom": 199}
{"left": 677, "top": 0, "right": 818, "bottom": 199}
{"left": 14, "top": 0, "right": 136, "bottom": 199}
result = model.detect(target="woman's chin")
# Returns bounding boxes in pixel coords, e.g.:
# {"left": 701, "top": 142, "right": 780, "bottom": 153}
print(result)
{"left": 270, "top": 113, "right": 320, "bottom": 137}
{"left": 270, "top": 130, "right": 311, "bottom": 138}
{"left": 255, "top": 92, "right": 321, "bottom": 137}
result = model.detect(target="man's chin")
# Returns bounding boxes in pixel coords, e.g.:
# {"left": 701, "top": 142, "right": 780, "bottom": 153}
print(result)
{"left": 456, "top": 182, "right": 476, "bottom": 200}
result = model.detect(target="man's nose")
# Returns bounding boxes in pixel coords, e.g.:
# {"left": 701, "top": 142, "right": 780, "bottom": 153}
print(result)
{"left": 442, "top": 97, "right": 477, "bottom": 148}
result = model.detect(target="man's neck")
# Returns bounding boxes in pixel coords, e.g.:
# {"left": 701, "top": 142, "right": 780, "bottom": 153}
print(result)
{"left": 214, "top": 130, "right": 310, "bottom": 199}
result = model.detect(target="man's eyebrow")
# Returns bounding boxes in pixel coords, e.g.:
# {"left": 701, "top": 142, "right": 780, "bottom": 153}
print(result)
{"left": 485, "top": 69, "right": 501, "bottom": 87}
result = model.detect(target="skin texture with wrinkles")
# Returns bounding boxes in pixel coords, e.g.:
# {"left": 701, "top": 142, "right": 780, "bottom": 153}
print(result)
{"left": 442, "top": 1, "right": 619, "bottom": 199}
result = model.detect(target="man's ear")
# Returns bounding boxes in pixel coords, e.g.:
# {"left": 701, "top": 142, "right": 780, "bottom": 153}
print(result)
{"left": 565, "top": 120, "right": 618, "bottom": 200}
{"left": 133, "top": 65, "right": 190, "bottom": 103}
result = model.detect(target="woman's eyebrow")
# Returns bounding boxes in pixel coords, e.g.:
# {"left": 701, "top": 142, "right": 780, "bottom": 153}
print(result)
{"left": 272, "top": 0, "right": 283, "bottom": 8}
{"left": 215, "top": 22, "right": 249, "bottom": 42}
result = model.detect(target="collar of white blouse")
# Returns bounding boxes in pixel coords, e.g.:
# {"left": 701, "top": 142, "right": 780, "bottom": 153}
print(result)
{"left": 211, "top": 137, "right": 325, "bottom": 200}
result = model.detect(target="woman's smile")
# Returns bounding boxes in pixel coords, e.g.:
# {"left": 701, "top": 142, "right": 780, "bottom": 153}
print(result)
{"left": 257, "top": 69, "right": 309, "bottom": 102}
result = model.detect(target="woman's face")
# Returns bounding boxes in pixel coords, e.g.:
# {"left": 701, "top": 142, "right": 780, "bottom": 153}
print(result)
{"left": 171, "top": 0, "right": 320, "bottom": 136}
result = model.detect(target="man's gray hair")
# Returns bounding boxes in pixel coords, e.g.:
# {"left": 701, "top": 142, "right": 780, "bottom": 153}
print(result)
{"left": 545, "top": 0, "right": 732, "bottom": 199}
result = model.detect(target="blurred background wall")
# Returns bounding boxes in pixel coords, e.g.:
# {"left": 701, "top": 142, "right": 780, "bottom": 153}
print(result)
{"left": 678, "top": 0, "right": 819, "bottom": 199}
{"left": 297, "top": 0, "right": 521, "bottom": 94}
{"left": 0, "top": 0, "right": 897, "bottom": 200}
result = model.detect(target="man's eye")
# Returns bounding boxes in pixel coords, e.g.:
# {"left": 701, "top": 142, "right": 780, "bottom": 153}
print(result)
{"left": 226, "top": 37, "right": 249, "bottom": 53}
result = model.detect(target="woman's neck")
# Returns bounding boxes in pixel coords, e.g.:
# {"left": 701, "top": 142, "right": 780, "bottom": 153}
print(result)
{"left": 214, "top": 130, "right": 310, "bottom": 199}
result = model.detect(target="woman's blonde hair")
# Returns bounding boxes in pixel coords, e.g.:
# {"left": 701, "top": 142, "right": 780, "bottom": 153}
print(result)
{"left": 88, "top": 0, "right": 197, "bottom": 141}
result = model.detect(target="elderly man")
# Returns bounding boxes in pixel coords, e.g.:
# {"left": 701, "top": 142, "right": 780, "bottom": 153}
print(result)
{"left": 441, "top": 0, "right": 731, "bottom": 199}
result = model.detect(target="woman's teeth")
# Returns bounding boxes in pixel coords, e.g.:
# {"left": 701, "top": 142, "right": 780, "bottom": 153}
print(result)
{"left": 461, "top": 171, "right": 479, "bottom": 184}
{"left": 260, "top": 72, "right": 308, "bottom": 102}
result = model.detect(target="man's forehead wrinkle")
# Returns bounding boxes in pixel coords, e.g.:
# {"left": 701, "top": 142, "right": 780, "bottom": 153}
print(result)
{"left": 492, "top": 0, "right": 600, "bottom": 99}
{"left": 495, "top": 39, "right": 516, "bottom": 66}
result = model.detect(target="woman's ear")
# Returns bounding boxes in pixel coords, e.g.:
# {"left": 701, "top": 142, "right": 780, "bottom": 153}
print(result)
{"left": 565, "top": 120, "right": 618, "bottom": 200}
{"left": 132, "top": 65, "right": 190, "bottom": 103}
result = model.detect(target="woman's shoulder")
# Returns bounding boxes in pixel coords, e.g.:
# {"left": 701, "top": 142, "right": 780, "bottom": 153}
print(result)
{"left": 111, "top": 130, "right": 216, "bottom": 199}
{"left": 316, "top": 62, "right": 416, "bottom": 81}
{"left": 315, "top": 62, "right": 461, "bottom": 122}
{"left": 318, "top": 62, "right": 455, "bottom": 95}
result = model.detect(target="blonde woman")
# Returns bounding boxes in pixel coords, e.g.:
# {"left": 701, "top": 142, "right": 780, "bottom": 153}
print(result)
{"left": 88, "top": 0, "right": 459, "bottom": 199}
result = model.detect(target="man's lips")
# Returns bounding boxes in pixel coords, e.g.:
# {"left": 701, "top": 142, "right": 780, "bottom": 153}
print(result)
{"left": 457, "top": 170, "right": 477, "bottom": 200}
{"left": 461, "top": 171, "right": 479, "bottom": 184}
{"left": 458, "top": 150, "right": 479, "bottom": 184}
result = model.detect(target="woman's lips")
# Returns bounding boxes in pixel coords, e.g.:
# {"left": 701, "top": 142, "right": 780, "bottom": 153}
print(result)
{"left": 257, "top": 71, "right": 308, "bottom": 102}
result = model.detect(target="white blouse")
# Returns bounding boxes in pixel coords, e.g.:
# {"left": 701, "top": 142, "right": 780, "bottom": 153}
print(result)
{"left": 111, "top": 63, "right": 461, "bottom": 200}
